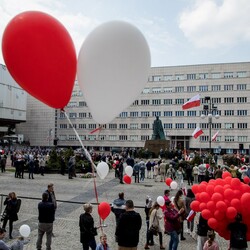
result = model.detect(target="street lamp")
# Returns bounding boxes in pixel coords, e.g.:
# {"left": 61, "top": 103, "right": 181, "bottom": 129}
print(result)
{"left": 201, "top": 96, "right": 220, "bottom": 154}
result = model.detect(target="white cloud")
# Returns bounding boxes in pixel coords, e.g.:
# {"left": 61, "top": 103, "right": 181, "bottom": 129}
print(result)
{"left": 179, "top": 0, "right": 250, "bottom": 48}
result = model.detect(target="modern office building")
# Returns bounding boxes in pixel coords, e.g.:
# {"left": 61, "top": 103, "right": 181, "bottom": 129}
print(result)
{"left": 16, "top": 62, "right": 250, "bottom": 154}
{"left": 0, "top": 64, "right": 27, "bottom": 140}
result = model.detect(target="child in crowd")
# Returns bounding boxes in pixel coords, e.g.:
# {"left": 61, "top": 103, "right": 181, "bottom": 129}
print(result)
{"left": 10, "top": 236, "right": 29, "bottom": 250}
{"left": 96, "top": 234, "right": 110, "bottom": 250}
{"left": 203, "top": 230, "right": 219, "bottom": 250}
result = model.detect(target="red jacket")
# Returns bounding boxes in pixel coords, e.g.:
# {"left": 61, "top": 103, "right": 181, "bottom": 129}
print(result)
{"left": 164, "top": 207, "right": 181, "bottom": 233}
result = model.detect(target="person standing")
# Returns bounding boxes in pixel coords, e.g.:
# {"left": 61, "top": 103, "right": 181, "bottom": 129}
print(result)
{"left": 0, "top": 154, "right": 7, "bottom": 173}
{"left": 68, "top": 156, "right": 75, "bottom": 179}
{"left": 186, "top": 163, "right": 193, "bottom": 186}
{"left": 203, "top": 230, "right": 219, "bottom": 250}
{"left": 2, "top": 192, "right": 19, "bottom": 239}
{"left": 45, "top": 183, "right": 57, "bottom": 211}
{"left": 28, "top": 156, "right": 35, "bottom": 179}
{"left": 146, "top": 160, "right": 152, "bottom": 179}
{"left": 133, "top": 162, "right": 140, "bottom": 183}
{"left": 140, "top": 160, "right": 146, "bottom": 182}
{"left": 159, "top": 160, "right": 166, "bottom": 182}
{"left": 111, "top": 192, "right": 126, "bottom": 226}
{"left": 39, "top": 157, "right": 45, "bottom": 176}
{"left": 144, "top": 196, "right": 154, "bottom": 248}
{"left": 118, "top": 159, "right": 124, "bottom": 184}
{"left": 36, "top": 192, "right": 55, "bottom": 250}
{"left": 193, "top": 164, "right": 199, "bottom": 183}
{"left": 185, "top": 189, "right": 195, "bottom": 237}
{"left": 197, "top": 214, "right": 210, "bottom": 250}
{"left": 79, "top": 203, "right": 97, "bottom": 250}
{"left": 198, "top": 164, "right": 206, "bottom": 183}
{"left": 116, "top": 200, "right": 142, "bottom": 250}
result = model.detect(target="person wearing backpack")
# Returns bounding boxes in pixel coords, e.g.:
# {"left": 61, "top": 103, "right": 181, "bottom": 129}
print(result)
{"left": 228, "top": 213, "right": 248, "bottom": 250}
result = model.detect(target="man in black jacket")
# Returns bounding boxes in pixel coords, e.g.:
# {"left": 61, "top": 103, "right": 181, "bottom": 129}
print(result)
{"left": 115, "top": 200, "right": 142, "bottom": 250}
{"left": 36, "top": 192, "right": 55, "bottom": 250}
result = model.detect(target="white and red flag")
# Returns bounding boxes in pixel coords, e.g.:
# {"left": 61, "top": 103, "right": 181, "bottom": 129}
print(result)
{"left": 182, "top": 94, "right": 200, "bottom": 110}
{"left": 186, "top": 210, "right": 196, "bottom": 222}
{"left": 212, "top": 131, "right": 219, "bottom": 141}
{"left": 192, "top": 127, "right": 203, "bottom": 139}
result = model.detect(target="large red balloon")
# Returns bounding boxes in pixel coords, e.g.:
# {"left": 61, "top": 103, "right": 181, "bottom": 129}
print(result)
{"left": 123, "top": 175, "right": 132, "bottom": 184}
{"left": 98, "top": 202, "right": 111, "bottom": 220}
{"left": 201, "top": 209, "right": 212, "bottom": 220}
{"left": 2, "top": 11, "right": 77, "bottom": 109}
{"left": 199, "top": 192, "right": 210, "bottom": 203}
{"left": 226, "top": 207, "right": 237, "bottom": 220}
{"left": 165, "top": 178, "right": 172, "bottom": 186}
{"left": 208, "top": 218, "right": 218, "bottom": 230}
{"left": 243, "top": 176, "right": 250, "bottom": 184}
{"left": 222, "top": 171, "right": 231, "bottom": 179}
{"left": 216, "top": 201, "right": 227, "bottom": 212}
{"left": 190, "top": 200, "right": 200, "bottom": 212}
{"left": 211, "top": 192, "right": 223, "bottom": 203}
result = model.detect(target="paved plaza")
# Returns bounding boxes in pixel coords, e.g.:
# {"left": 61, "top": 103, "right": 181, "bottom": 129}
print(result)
{"left": 1, "top": 163, "right": 229, "bottom": 250}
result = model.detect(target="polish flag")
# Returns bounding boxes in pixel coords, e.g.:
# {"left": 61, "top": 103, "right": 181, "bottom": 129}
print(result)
{"left": 186, "top": 210, "right": 196, "bottom": 222}
{"left": 90, "top": 126, "right": 102, "bottom": 134}
{"left": 182, "top": 94, "right": 200, "bottom": 110}
{"left": 212, "top": 131, "right": 219, "bottom": 141}
{"left": 192, "top": 127, "right": 203, "bottom": 139}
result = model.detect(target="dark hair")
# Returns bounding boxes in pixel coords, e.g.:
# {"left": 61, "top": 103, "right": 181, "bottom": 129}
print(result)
{"left": 207, "top": 230, "right": 215, "bottom": 247}
{"left": 125, "top": 200, "right": 134, "bottom": 209}
{"left": 186, "top": 189, "right": 195, "bottom": 198}
{"left": 0, "top": 228, "right": 6, "bottom": 234}
{"left": 164, "top": 190, "right": 170, "bottom": 195}
{"left": 42, "top": 192, "right": 49, "bottom": 201}
{"left": 119, "top": 192, "right": 124, "bottom": 199}
{"left": 149, "top": 202, "right": 160, "bottom": 215}
{"left": 174, "top": 189, "right": 183, "bottom": 204}
{"left": 165, "top": 200, "right": 172, "bottom": 206}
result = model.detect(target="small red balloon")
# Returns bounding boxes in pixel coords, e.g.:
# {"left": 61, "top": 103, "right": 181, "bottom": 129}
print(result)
{"left": 231, "top": 178, "right": 241, "bottom": 189}
{"left": 190, "top": 200, "right": 200, "bottom": 212}
{"left": 226, "top": 206, "right": 237, "bottom": 219}
{"left": 191, "top": 184, "right": 199, "bottom": 194}
{"left": 243, "top": 176, "right": 250, "bottom": 184}
{"left": 123, "top": 175, "right": 132, "bottom": 184}
{"left": 199, "top": 192, "right": 210, "bottom": 203}
{"left": 216, "top": 201, "right": 227, "bottom": 212}
{"left": 165, "top": 178, "right": 172, "bottom": 186}
{"left": 208, "top": 217, "right": 218, "bottom": 230}
{"left": 230, "top": 198, "right": 241, "bottom": 212}
{"left": 199, "top": 202, "right": 207, "bottom": 211}
{"left": 201, "top": 209, "right": 212, "bottom": 220}
{"left": 222, "top": 171, "right": 231, "bottom": 179}
{"left": 98, "top": 202, "right": 111, "bottom": 220}
{"left": 211, "top": 193, "right": 223, "bottom": 203}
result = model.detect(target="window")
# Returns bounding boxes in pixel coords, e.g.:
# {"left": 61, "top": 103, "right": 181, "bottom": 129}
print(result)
{"left": 212, "top": 85, "right": 221, "bottom": 91}
{"left": 88, "top": 113, "right": 92, "bottom": 118}
{"left": 187, "top": 123, "right": 196, "bottom": 129}
{"left": 237, "top": 71, "right": 247, "bottom": 78}
{"left": 133, "top": 100, "right": 139, "bottom": 105}
{"left": 163, "top": 99, "right": 172, "bottom": 105}
{"left": 109, "top": 135, "right": 117, "bottom": 140}
{"left": 187, "top": 86, "right": 196, "bottom": 92}
{"left": 143, "top": 88, "right": 150, "bottom": 94}
{"left": 175, "top": 74, "right": 185, "bottom": 80}
{"left": 79, "top": 101, "right": 87, "bottom": 107}
{"left": 69, "top": 124, "right": 77, "bottom": 129}
{"left": 237, "top": 84, "right": 247, "bottom": 90}
{"left": 199, "top": 85, "right": 208, "bottom": 92}
{"left": 119, "top": 135, "right": 127, "bottom": 141}
{"left": 199, "top": 73, "right": 208, "bottom": 79}
{"left": 99, "top": 135, "right": 106, "bottom": 141}
{"left": 153, "top": 75, "right": 161, "bottom": 81}
{"left": 187, "top": 111, "right": 196, "bottom": 116}
{"left": 163, "top": 87, "right": 173, "bottom": 92}
{"left": 211, "top": 73, "right": 221, "bottom": 79}
{"left": 68, "top": 101, "right": 77, "bottom": 107}
{"left": 214, "top": 136, "right": 221, "bottom": 142}
{"left": 89, "top": 124, "right": 96, "bottom": 129}
{"left": 130, "top": 135, "right": 138, "bottom": 141}
{"left": 224, "top": 85, "right": 234, "bottom": 91}
{"left": 109, "top": 124, "right": 117, "bottom": 129}
{"left": 59, "top": 112, "right": 65, "bottom": 118}
{"left": 119, "top": 124, "right": 128, "bottom": 129}
{"left": 59, "top": 124, "right": 67, "bottom": 129}
{"left": 237, "top": 110, "right": 247, "bottom": 116}
{"left": 212, "top": 123, "right": 221, "bottom": 129}
{"left": 224, "top": 110, "right": 234, "bottom": 116}
{"left": 225, "top": 123, "right": 234, "bottom": 129}
{"left": 119, "top": 112, "right": 128, "bottom": 118}
{"left": 175, "top": 123, "right": 184, "bottom": 129}
{"left": 130, "top": 112, "right": 139, "bottom": 117}
{"left": 88, "top": 135, "right": 96, "bottom": 140}
{"left": 163, "top": 75, "right": 172, "bottom": 81}
{"left": 175, "top": 99, "right": 184, "bottom": 105}
{"left": 78, "top": 90, "right": 83, "bottom": 96}
{"left": 225, "top": 136, "right": 234, "bottom": 142}
{"left": 238, "top": 136, "right": 247, "bottom": 142}
{"left": 152, "top": 99, "right": 161, "bottom": 105}
{"left": 79, "top": 124, "right": 87, "bottom": 129}
{"left": 237, "top": 97, "right": 247, "bottom": 103}
{"left": 224, "top": 97, "right": 234, "bottom": 103}
{"left": 175, "top": 86, "right": 184, "bottom": 92}
{"left": 141, "top": 135, "right": 150, "bottom": 140}
{"left": 130, "top": 123, "right": 138, "bottom": 129}
{"left": 141, "top": 100, "right": 150, "bottom": 105}
{"left": 141, "top": 123, "right": 150, "bottom": 129}
{"left": 69, "top": 135, "right": 77, "bottom": 140}
{"left": 164, "top": 123, "right": 173, "bottom": 129}
{"left": 59, "top": 135, "right": 67, "bottom": 141}
{"left": 200, "top": 136, "right": 209, "bottom": 142}
{"left": 175, "top": 111, "right": 184, "bottom": 117}
{"left": 238, "top": 123, "right": 248, "bottom": 129}
{"left": 141, "top": 111, "right": 150, "bottom": 117}
{"left": 163, "top": 111, "right": 173, "bottom": 117}
{"left": 71, "top": 90, "right": 78, "bottom": 97}
{"left": 79, "top": 112, "right": 87, "bottom": 118}
{"left": 69, "top": 113, "right": 77, "bottom": 118}
{"left": 152, "top": 87, "right": 162, "bottom": 93}
{"left": 200, "top": 123, "right": 209, "bottom": 129}
{"left": 152, "top": 111, "right": 161, "bottom": 117}
{"left": 79, "top": 135, "right": 86, "bottom": 140}
{"left": 224, "top": 72, "right": 234, "bottom": 78}
{"left": 211, "top": 98, "right": 221, "bottom": 104}
{"left": 187, "top": 74, "right": 196, "bottom": 80}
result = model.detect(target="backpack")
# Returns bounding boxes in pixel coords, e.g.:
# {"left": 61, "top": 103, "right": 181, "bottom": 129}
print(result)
{"left": 16, "top": 199, "right": 22, "bottom": 213}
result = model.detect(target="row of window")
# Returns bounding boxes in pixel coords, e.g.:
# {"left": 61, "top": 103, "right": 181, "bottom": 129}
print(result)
{"left": 58, "top": 134, "right": 247, "bottom": 142}
{"left": 149, "top": 71, "right": 247, "bottom": 82}
{"left": 142, "top": 84, "right": 247, "bottom": 94}
{"left": 59, "top": 122, "right": 248, "bottom": 130}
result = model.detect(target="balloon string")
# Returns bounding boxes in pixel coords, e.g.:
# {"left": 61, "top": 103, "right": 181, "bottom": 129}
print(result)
{"left": 61, "top": 109, "right": 102, "bottom": 229}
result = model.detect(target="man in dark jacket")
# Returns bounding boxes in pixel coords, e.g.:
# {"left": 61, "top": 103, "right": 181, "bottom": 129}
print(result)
{"left": 36, "top": 192, "right": 55, "bottom": 250}
{"left": 115, "top": 200, "right": 142, "bottom": 249}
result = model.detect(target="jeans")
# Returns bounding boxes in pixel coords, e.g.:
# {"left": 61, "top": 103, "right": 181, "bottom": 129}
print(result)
{"left": 169, "top": 231, "right": 179, "bottom": 250}
{"left": 82, "top": 239, "right": 96, "bottom": 250}
{"left": 36, "top": 222, "right": 53, "bottom": 250}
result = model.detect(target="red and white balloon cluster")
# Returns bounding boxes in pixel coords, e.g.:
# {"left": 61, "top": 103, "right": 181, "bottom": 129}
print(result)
{"left": 165, "top": 178, "right": 178, "bottom": 189}
{"left": 190, "top": 172, "right": 250, "bottom": 240}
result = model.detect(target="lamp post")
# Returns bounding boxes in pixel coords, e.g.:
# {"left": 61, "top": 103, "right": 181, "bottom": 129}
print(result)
{"left": 201, "top": 96, "right": 220, "bottom": 154}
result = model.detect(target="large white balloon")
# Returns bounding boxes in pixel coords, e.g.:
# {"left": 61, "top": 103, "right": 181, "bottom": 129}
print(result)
{"left": 157, "top": 196, "right": 165, "bottom": 206}
{"left": 170, "top": 181, "right": 178, "bottom": 190}
{"left": 125, "top": 165, "right": 133, "bottom": 177}
{"left": 77, "top": 21, "right": 151, "bottom": 124}
{"left": 19, "top": 224, "right": 31, "bottom": 237}
{"left": 97, "top": 161, "right": 109, "bottom": 179}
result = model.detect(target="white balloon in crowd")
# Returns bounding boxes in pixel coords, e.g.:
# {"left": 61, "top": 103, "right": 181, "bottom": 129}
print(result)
{"left": 125, "top": 165, "right": 133, "bottom": 177}
{"left": 156, "top": 196, "right": 165, "bottom": 206}
{"left": 19, "top": 224, "right": 31, "bottom": 237}
{"left": 97, "top": 161, "right": 109, "bottom": 180}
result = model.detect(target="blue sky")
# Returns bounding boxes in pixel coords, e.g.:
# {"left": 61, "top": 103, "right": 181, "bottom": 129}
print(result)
{"left": 1, "top": 0, "right": 250, "bottom": 67}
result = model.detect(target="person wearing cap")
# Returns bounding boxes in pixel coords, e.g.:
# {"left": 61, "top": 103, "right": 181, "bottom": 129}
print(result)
{"left": 0, "top": 228, "right": 10, "bottom": 250}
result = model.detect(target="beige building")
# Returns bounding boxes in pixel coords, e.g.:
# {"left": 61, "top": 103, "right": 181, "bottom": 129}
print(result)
{"left": 16, "top": 62, "right": 250, "bottom": 154}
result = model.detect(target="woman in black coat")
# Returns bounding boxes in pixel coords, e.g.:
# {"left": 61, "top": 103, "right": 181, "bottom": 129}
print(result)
{"left": 2, "top": 192, "right": 18, "bottom": 239}
{"left": 79, "top": 203, "right": 97, "bottom": 250}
